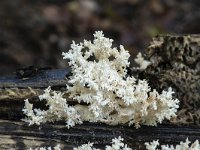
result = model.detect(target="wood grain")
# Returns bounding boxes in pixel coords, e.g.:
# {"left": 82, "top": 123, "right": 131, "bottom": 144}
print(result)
{"left": 0, "top": 119, "right": 200, "bottom": 150}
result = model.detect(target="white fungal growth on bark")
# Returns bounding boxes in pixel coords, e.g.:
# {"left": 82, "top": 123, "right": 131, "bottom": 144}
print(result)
{"left": 134, "top": 52, "right": 151, "bottom": 70}
{"left": 29, "top": 137, "right": 132, "bottom": 150}
{"left": 145, "top": 138, "right": 200, "bottom": 150}
{"left": 23, "top": 31, "right": 179, "bottom": 128}
{"left": 29, "top": 138, "right": 200, "bottom": 150}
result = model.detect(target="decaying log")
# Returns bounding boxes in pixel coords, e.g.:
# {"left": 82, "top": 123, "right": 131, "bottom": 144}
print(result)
{"left": 0, "top": 35, "right": 200, "bottom": 149}
{"left": 0, "top": 120, "right": 200, "bottom": 150}
{"left": 143, "top": 35, "right": 200, "bottom": 125}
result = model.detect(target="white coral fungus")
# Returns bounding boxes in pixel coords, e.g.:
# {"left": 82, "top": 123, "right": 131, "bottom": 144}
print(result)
{"left": 145, "top": 138, "right": 200, "bottom": 150}
{"left": 74, "top": 136, "right": 132, "bottom": 150}
{"left": 29, "top": 137, "right": 132, "bottom": 150}
{"left": 134, "top": 52, "right": 151, "bottom": 70}
{"left": 23, "top": 87, "right": 82, "bottom": 128}
{"left": 23, "top": 31, "right": 179, "bottom": 128}
{"left": 29, "top": 138, "right": 200, "bottom": 150}
{"left": 29, "top": 144, "right": 61, "bottom": 150}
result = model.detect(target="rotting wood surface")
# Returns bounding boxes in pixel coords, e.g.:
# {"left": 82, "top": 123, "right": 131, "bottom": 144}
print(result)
{"left": 0, "top": 119, "right": 200, "bottom": 150}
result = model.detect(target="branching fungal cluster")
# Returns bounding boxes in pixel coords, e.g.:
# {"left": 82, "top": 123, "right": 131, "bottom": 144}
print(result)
{"left": 145, "top": 138, "right": 200, "bottom": 150}
{"left": 23, "top": 31, "right": 179, "bottom": 129}
{"left": 21, "top": 31, "right": 193, "bottom": 150}
{"left": 30, "top": 137, "right": 132, "bottom": 150}
{"left": 30, "top": 137, "right": 200, "bottom": 150}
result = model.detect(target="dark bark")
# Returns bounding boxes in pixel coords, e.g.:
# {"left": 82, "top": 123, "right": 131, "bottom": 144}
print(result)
{"left": 0, "top": 119, "right": 200, "bottom": 150}
{"left": 0, "top": 69, "right": 69, "bottom": 88}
